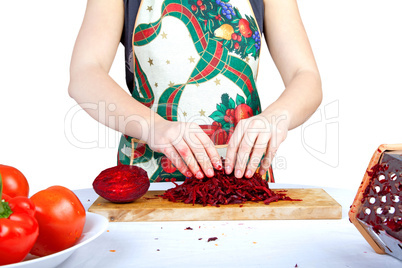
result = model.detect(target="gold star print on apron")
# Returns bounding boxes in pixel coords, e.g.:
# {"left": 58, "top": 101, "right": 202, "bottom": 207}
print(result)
{"left": 118, "top": 0, "right": 274, "bottom": 182}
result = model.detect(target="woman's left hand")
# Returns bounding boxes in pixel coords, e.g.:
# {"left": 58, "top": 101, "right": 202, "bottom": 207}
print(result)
{"left": 224, "top": 111, "right": 290, "bottom": 178}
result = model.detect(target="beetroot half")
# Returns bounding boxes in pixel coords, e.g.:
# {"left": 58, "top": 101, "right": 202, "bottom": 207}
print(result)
{"left": 93, "top": 165, "right": 150, "bottom": 203}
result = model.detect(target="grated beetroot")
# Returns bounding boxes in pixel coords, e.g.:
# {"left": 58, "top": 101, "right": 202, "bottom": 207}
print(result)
{"left": 160, "top": 164, "right": 300, "bottom": 207}
{"left": 207, "top": 237, "right": 218, "bottom": 242}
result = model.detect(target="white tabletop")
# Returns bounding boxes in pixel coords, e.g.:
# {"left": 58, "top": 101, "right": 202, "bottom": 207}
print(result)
{"left": 58, "top": 183, "right": 401, "bottom": 268}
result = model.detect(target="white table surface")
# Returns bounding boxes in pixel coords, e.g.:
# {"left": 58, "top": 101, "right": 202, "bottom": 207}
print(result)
{"left": 57, "top": 183, "right": 401, "bottom": 268}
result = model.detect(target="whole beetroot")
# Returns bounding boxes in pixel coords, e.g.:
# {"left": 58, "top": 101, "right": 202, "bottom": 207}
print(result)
{"left": 93, "top": 165, "right": 150, "bottom": 203}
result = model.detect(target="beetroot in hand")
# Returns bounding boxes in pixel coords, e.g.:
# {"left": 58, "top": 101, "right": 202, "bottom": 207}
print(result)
{"left": 93, "top": 165, "right": 150, "bottom": 203}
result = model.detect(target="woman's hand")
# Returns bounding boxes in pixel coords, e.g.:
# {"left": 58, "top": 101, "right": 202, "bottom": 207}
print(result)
{"left": 224, "top": 111, "right": 290, "bottom": 178}
{"left": 146, "top": 118, "right": 222, "bottom": 179}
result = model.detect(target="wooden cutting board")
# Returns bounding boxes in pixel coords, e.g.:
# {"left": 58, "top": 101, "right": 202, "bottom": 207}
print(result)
{"left": 88, "top": 188, "right": 342, "bottom": 222}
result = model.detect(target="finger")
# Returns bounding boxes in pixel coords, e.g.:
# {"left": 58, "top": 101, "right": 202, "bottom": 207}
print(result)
{"left": 196, "top": 131, "right": 222, "bottom": 170}
{"left": 224, "top": 123, "right": 244, "bottom": 174}
{"left": 245, "top": 133, "right": 270, "bottom": 178}
{"left": 259, "top": 121, "right": 287, "bottom": 175}
{"left": 259, "top": 154, "right": 271, "bottom": 176}
{"left": 162, "top": 146, "right": 192, "bottom": 177}
{"left": 172, "top": 140, "right": 203, "bottom": 178}
{"left": 186, "top": 134, "right": 214, "bottom": 178}
{"left": 259, "top": 137, "right": 279, "bottom": 175}
{"left": 234, "top": 129, "right": 259, "bottom": 178}
{"left": 266, "top": 126, "right": 280, "bottom": 165}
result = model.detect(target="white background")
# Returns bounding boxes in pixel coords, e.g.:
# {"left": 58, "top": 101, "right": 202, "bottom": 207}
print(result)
{"left": 0, "top": 0, "right": 401, "bottom": 195}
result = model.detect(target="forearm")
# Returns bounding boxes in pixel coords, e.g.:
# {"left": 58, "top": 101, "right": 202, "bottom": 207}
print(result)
{"left": 261, "top": 0, "right": 322, "bottom": 130}
{"left": 68, "top": 65, "right": 164, "bottom": 141}
{"left": 261, "top": 69, "right": 322, "bottom": 130}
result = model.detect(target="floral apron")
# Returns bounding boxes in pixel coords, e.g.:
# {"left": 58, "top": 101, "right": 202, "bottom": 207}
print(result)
{"left": 118, "top": 0, "right": 274, "bottom": 182}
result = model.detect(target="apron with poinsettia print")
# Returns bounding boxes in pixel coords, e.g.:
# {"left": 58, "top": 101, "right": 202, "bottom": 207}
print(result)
{"left": 118, "top": 0, "right": 274, "bottom": 182}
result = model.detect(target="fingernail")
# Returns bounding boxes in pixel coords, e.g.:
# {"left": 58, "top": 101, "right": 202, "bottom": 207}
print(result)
{"left": 186, "top": 171, "right": 193, "bottom": 177}
{"left": 196, "top": 171, "right": 204, "bottom": 179}
{"left": 235, "top": 169, "right": 241, "bottom": 178}
{"left": 212, "top": 158, "right": 222, "bottom": 170}
{"left": 225, "top": 165, "right": 232, "bottom": 174}
{"left": 207, "top": 168, "right": 214, "bottom": 177}
{"left": 259, "top": 169, "right": 265, "bottom": 175}
{"left": 246, "top": 170, "right": 252, "bottom": 178}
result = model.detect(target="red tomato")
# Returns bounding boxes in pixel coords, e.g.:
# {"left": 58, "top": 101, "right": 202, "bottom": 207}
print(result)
{"left": 0, "top": 165, "right": 29, "bottom": 197}
{"left": 29, "top": 186, "right": 86, "bottom": 257}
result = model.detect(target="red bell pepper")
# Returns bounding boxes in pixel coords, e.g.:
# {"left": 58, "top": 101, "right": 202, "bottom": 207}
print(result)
{"left": 0, "top": 172, "right": 39, "bottom": 265}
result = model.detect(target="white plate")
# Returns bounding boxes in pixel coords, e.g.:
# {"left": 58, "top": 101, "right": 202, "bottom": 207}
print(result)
{"left": 2, "top": 212, "right": 108, "bottom": 268}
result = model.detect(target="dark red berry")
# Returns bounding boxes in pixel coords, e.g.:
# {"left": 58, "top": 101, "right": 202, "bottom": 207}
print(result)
{"left": 229, "top": 116, "right": 234, "bottom": 124}
{"left": 230, "top": 109, "right": 235, "bottom": 117}
{"left": 191, "top": 5, "right": 197, "bottom": 11}
{"left": 197, "top": 0, "right": 202, "bottom": 6}
{"left": 231, "top": 33, "right": 238, "bottom": 40}
{"left": 234, "top": 42, "right": 240, "bottom": 50}
{"left": 212, "top": 121, "right": 222, "bottom": 128}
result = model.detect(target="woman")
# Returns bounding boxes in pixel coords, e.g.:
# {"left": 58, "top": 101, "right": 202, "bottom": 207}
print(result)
{"left": 68, "top": 0, "right": 322, "bottom": 182}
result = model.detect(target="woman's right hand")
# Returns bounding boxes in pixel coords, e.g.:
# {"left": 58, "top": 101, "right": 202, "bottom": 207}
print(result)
{"left": 146, "top": 118, "right": 222, "bottom": 179}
